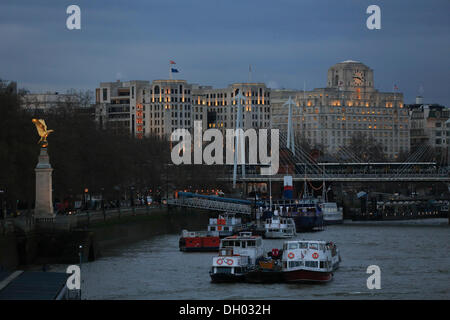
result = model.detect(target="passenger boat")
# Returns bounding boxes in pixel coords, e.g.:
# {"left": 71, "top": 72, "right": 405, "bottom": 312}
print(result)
{"left": 209, "top": 232, "right": 264, "bottom": 283}
{"left": 282, "top": 240, "right": 341, "bottom": 283}
{"left": 179, "top": 229, "right": 220, "bottom": 252}
{"left": 264, "top": 212, "right": 296, "bottom": 239}
{"left": 207, "top": 213, "right": 243, "bottom": 237}
{"left": 321, "top": 202, "right": 344, "bottom": 225}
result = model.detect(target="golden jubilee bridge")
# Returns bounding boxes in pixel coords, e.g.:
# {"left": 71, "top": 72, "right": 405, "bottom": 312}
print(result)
{"left": 222, "top": 162, "right": 450, "bottom": 183}
{"left": 221, "top": 130, "right": 450, "bottom": 183}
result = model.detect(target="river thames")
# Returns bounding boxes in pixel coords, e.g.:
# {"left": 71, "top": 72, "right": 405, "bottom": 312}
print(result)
{"left": 53, "top": 219, "right": 449, "bottom": 299}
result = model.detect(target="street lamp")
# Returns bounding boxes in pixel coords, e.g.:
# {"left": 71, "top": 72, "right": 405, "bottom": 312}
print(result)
{"left": 101, "top": 187, "right": 105, "bottom": 221}
{"left": 0, "top": 189, "right": 5, "bottom": 220}
{"left": 130, "top": 186, "right": 135, "bottom": 214}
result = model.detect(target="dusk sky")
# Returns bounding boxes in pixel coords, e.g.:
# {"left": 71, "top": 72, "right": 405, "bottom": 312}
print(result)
{"left": 1, "top": 0, "right": 449, "bottom": 105}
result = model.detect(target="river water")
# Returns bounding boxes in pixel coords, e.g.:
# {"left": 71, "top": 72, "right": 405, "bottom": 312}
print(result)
{"left": 55, "top": 219, "right": 449, "bottom": 300}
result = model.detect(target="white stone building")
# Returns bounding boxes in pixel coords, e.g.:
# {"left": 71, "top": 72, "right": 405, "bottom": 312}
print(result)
{"left": 272, "top": 60, "right": 410, "bottom": 159}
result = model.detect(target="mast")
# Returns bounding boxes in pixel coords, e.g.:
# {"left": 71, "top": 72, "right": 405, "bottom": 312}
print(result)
{"left": 321, "top": 164, "right": 326, "bottom": 202}
{"left": 232, "top": 91, "right": 245, "bottom": 188}
{"left": 303, "top": 163, "right": 308, "bottom": 198}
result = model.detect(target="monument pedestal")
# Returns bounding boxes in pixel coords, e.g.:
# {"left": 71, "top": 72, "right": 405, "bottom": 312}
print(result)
{"left": 35, "top": 147, "right": 55, "bottom": 220}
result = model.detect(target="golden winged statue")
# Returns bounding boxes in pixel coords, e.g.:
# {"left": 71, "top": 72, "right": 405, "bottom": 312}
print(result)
{"left": 32, "top": 119, "right": 54, "bottom": 147}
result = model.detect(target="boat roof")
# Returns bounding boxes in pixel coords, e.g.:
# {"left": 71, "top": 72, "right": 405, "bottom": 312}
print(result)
{"left": 223, "top": 232, "right": 260, "bottom": 240}
{"left": 285, "top": 240, "right": 328, "bottom": 244}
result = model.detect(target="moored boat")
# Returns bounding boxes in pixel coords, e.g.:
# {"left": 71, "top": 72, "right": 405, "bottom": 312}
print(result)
{"left": 264, "top": 212, "right": 296, "bottom": 239}
{"left": 282, "top": 240, "right": 341, "bottom": 283}
{"left": 210, "top": 232, "right": 264, "bottom": 283}
{"left": 290, "top": 200, "right": 324, "bottom": 232}
{"left": 207, "top": 213, "right": 243, "bottom": 237}
{"left": 179, "top": 229, "right": 220, "bottom": 252}
{"left": 321, "top": 202, "right": 344, "bottom": 225}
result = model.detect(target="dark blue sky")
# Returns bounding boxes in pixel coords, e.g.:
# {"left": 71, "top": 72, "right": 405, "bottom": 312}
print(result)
{"left": 1, "top": 0, "right": 449, "bottom": 105}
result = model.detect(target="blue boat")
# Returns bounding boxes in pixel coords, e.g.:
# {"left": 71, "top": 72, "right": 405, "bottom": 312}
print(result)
{"left": 290, "top": 197, "right": 324, "bottom": 232}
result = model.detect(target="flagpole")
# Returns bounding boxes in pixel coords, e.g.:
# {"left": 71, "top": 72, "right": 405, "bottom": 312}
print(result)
{"left": 169, "top": 62, "right": 172, "bottom": 80}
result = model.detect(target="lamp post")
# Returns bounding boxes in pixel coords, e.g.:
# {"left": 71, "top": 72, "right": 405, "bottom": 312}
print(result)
{"left": 79, "top": 245, "right": 82, "bottom": 300}
{"left": 0, "top": 189, "right": 4, "bottom": 220}
{"left": 130, "top": 186, "right": 135, "bottom": 215}
{"left": 101, "top": 187, "right": 105, "bottom": 221}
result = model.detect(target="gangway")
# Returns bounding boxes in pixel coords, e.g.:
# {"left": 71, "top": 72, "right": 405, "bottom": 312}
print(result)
{"left": 167, "top": 192, "right": 263, "bottom": 214}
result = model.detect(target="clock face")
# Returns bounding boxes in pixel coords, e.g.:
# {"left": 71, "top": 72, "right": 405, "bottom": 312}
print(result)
{"left": 352, "top": 71, "right": 364, "bottom": 86}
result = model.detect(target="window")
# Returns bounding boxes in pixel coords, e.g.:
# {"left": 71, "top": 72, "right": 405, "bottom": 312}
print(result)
{"left": 102, "top": 88, "right": 107, "bottom": 101}
{"left": 288, "top": 243, "right": 298, "bottom": 250}
{"left": 305, "top": 261, "right": 318, "bottom": 268}
{"left": 216, "top": 267, "right": 232, "bottom": 274}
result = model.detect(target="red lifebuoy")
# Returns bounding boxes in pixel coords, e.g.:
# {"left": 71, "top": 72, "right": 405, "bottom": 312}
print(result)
{"left": 288, "top": 252, "right": 294, "bottom": 259}
{"left": 226, "top": 258, "right": 233, "bottom": 265}
{"left": 312, "top": 252, "right": 319, "bottom": 259}
{"left": 217, "top": 258, "right": 223, "bottom": 265}
{"left": 272, "top": 248, "right": 279, "bottom": 257}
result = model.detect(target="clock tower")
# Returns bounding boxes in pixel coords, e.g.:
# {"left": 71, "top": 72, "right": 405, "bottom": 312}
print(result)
{"left": 327, "top": 60, "right": 375, "bottom": 91}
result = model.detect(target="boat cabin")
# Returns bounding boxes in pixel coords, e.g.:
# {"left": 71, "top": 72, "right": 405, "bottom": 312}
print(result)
{"left": 282, "top": 240, "right": 334, "bottom": 272}
{"left": 218, "top": 232, "right": 264, "bottom": 264}
{"left": 208, "top": 213, "right": 242, "bottom": 236}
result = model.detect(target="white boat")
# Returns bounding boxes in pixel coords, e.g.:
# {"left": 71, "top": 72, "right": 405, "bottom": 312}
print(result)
{"left": 282, "top": 240, "right": 341, "bottom": 283}
{"left": 209, "top": 232, "right": 264, "bottom": 282}
{"left": 264, "top": 211, "right": 296, "bottom": 239}
{"left": 207, "top": 213, "right": 242, "bottom": 237}
{"left": 321, "top": 202, "right": 344, "bottom": 225}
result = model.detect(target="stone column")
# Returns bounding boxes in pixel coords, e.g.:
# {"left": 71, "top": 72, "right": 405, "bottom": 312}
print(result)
{"left": 35, "top": 148, "right": 54, "bottom": 219}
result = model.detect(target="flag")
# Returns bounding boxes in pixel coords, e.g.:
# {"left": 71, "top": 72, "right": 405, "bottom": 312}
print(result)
{"left": 170, "top": 60, "right": 176, "bottom": 64}
{"left": 171, "top": 68, "right": 179, "bottom": 73}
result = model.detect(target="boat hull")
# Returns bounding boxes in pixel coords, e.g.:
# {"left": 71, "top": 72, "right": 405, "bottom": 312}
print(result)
{"left": 264, "top": 231, "right": 295, "bottom": 239}
{"left": 323, "top": 219, "right": 343, "bottom": 225}
{"left": 180, "top": 246, "right": 220, "bottom": 252}
{"left": 245, "top": 270, "right": 284, "bottom": 283}
{"left": 210, "top": 272, "right": 246, "bottom": 283}
{"left": 283, "top": 269, "right": 333, "bottom": 283}
{"left": 179, "top": 236, "right": 220, "bottom": 252}
{"left": 293, "top": 215, "right": 324, "bottom": 231}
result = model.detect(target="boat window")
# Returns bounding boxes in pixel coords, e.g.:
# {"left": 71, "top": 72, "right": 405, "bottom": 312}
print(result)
{"left": 319, "top": 244, "right": 325, "bottom": 251}
{"left": 247, "top": 240, "right": 256, "bottom": 247}
{"left": 216, "top": 267, "right": 232, "bottom": 274}
{"left": 305, "top": 261, "right": 318, "bottom": 268}
{"left": 299, "top": 242, "right": 308, "bottom": 249}
{"left": 210, "top": 226, "right": 215, "bottom": 231}
{"left": 309, "top": 243, "right": 318, "bottom": 250}
{"left": 222, "top": 241, "right": 230, "bottom": 247}
{"left": 289, "top": 261, "right": 304, "bottom": 268}
{"left": 288, "top": 243, "right": 298, "bottom": 249}
{"left": 241, "top": 241, "right": 246, "bottom": 248}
